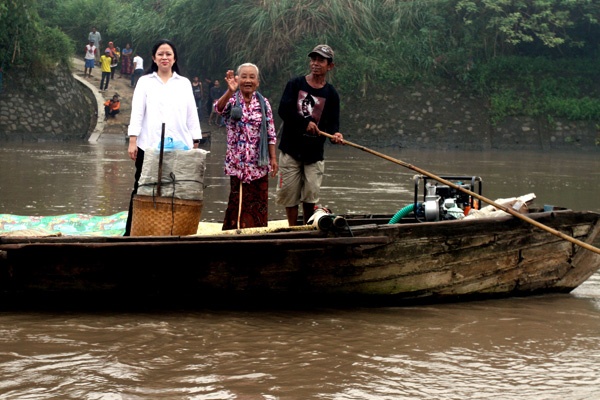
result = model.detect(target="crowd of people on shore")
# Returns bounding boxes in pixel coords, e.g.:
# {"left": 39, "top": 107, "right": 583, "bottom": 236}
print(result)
{"left": 85, "top": 26, "right": 226, "bottom": 124}
{"left": 84, "top": 27, "right": 137, "bottom": 92}
{"left": 84, "top": 28, "right": 345, "bottom": 234}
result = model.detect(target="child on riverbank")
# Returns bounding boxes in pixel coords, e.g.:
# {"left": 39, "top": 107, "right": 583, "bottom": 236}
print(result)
{"left": 103, "top": 95, "right": 121, "bottom": 121}
{"left": 99, "top": 50, "right": 112, "bottom": 92}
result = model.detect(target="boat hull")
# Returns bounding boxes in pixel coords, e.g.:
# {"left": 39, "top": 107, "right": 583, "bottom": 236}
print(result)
{"left": 1, "top": 210, "right": 599, "bottom": 308}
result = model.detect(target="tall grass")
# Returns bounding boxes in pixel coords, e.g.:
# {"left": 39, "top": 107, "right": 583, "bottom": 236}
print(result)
{"left": 15, "top": 0, "right": 600, "bottom": 122}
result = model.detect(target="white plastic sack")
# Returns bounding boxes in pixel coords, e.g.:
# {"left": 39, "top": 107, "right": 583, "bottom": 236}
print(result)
{"left": 464, "top": 193, "right": 536, "bottom": 219}
{"left": 137, "top": 148, "right": 209, "bottom": 200}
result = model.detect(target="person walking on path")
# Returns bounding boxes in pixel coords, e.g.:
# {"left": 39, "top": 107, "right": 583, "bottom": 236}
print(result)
{"left": 275, "top": 44, "right": 344, "bottom": 226}
{"left": 192, "top": 76, "right": 203, "bottom": 119}
{"left": 84, "top": 40, "right": 96, "bottom": 77}
{"left": 208, "top": 79, "right": 225, "bottom": 126}
{"left": 205, "top": 78, "right": 214, "bottom": 117}
{"left": 88, "top": 27, "right": 102, "bottom": 64}
{"left": 124, "top": 39, "right": 202, "bottom": 236}
{"left": 131, "top": 52, "right": 144, "bottom": 87}
{"left": 99, "top": 49, "right": 112, "bottom": 92}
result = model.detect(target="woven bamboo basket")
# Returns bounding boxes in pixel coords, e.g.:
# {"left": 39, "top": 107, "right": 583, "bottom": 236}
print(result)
{"left": 130, "top": 194, "right": 203, "bottom": 236}
{"left": 130, "top": 123, "right": 204, "bottom": 236}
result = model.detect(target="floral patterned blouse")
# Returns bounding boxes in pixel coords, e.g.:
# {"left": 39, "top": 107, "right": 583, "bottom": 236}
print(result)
{"left": 220, "top": 92, "right": 277, "bottom": 183}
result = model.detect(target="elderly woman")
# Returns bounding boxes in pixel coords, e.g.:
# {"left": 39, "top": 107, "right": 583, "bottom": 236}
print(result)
{"left": 215, "top": 63, "right": 278, "bottom": 230}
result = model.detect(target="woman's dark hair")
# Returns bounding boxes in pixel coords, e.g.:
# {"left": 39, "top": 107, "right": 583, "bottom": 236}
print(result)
{"left": 144, "top": 38, "right": 180, "bottom": 75}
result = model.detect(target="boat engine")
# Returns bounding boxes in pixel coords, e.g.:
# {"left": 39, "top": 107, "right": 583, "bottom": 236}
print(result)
{"left": 413, "top": 175, "right": 482, "bottom": 222}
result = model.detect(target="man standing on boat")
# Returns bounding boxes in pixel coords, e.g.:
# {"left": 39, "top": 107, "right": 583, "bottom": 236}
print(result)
{"left": 276, "top": 44, "right": 344, "bottom": 226}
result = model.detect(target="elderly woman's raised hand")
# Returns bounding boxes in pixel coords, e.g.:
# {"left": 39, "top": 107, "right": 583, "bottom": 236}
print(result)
{"left": 224, "top": 70, "right": 238, "bottom": 92}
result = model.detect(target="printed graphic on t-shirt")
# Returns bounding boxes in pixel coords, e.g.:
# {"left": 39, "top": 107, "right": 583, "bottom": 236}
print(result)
{"left": 297, "top": 91, "right": 325, "bottom": 123}
{"left": 86, "top": 45, "right": 96, "bottom": 58}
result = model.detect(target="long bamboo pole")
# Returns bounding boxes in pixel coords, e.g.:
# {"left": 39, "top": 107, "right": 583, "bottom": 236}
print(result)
{"left": 157, "top": 123, "right": 166, "bottom": 197}
{"left": 318, "top": 130, "right": 600, "bottom": 256}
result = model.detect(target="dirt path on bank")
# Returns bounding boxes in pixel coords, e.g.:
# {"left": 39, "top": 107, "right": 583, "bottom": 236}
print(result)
{"left": 72, "top": 57, "right": 134, "bottom": 141}
{"left": 72, "top": 57, "right": 217, "bottom": 144}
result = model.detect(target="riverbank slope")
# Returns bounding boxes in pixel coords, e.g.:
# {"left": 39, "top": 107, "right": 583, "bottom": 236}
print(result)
{"left": 1, "top": 60, "right": 598, "bottom": 150}
{"left": 71, "top": 57, "right": 133, "bottom": 143}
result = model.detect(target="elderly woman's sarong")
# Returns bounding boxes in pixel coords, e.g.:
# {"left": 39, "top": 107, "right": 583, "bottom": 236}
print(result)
{"left": 222, "top": 175, "right": 269, "bottom": 230}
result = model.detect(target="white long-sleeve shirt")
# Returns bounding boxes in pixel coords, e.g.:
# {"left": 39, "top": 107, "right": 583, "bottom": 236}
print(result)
{"left": 128, "top": 72, "right": 201, "bottom": 151}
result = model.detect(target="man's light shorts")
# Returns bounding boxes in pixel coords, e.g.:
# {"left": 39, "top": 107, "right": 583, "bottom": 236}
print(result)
{"left": 276, "top": 152, "right": 324, "bottom": 207}
{"left": 85, "top": 59, "right": 95, "bottom": 69}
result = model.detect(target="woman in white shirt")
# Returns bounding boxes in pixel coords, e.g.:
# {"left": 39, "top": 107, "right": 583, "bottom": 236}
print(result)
{"left": 124, "top": 38, "right": 202, "bottom": 236}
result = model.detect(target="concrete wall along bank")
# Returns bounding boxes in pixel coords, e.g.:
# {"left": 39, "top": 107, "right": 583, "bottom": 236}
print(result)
{"left": 341, "top": 83, "right": 599, "bottom": 151}
{"left": 1, "top": 67, "right": 598, "bottom": 151}
{"left": 0, "top": 68, "right": 96, "bottom": 141}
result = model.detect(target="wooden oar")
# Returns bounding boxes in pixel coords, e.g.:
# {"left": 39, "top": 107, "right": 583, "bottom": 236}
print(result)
{"left": 157, "top": 123, "right": 166, "bottom": 197}
{"left": 318, "top": 130, "right": 600, "bottom": 256}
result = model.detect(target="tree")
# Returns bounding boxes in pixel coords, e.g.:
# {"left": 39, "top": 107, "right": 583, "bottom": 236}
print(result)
{"left": 456, "top": 0, "right": 600, "bottom": 57}
{"left": 0, "top": 0, "right": 72, "bottom": 73}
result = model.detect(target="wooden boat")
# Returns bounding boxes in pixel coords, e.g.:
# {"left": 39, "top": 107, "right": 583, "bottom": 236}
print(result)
{"left": 1, "top": 207, "right": 599, "bottom": 308}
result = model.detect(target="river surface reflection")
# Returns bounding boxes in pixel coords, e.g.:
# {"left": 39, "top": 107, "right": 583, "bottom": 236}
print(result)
{"left": 0, "top": 136, "right": 599, "bottom": 399}
{"left": 1, "top": 136, "right": 598, "bottom": 218}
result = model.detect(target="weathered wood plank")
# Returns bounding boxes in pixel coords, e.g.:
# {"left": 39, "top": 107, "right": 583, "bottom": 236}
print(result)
{"left": 0, "top": 210, "right": 598, "bottom": 306}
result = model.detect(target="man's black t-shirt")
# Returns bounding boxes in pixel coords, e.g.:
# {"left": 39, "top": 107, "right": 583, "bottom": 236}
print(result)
{"left": 278, "top": 76, "right": 340, "bottom": 164}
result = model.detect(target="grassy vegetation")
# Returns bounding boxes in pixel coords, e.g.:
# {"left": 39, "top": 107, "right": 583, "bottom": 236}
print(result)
{"left": 0, "top": 0, "right": 73, "bottom": 75}
{"left": 468, "top": 56, "right": 600, "bottom": 123}
{"left": 3, "top": 0, "right": 600, "bottom": 124}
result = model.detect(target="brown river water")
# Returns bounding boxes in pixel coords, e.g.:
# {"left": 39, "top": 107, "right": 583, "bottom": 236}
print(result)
{"left": 0, "top": 134, "right": 599, "bottom": 399}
